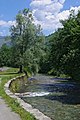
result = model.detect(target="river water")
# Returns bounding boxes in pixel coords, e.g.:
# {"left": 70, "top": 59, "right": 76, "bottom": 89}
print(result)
{"left": 18, "top": 74, "right": 80, "bottom": 120}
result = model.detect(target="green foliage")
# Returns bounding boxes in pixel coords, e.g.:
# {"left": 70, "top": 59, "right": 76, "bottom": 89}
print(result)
{"left": 23, "top": 66, "right": 32, "bottom": 77}
{"left": 0, "top": 8, "right": 45, "bottom": 75}
{"left": 10, "top": 80, "right": 20, "bottom": 93}
{"left": 45, "top": 10, "right": 80, "bottom": 80}
{"left": 10, "top": 75, "right": 27, "bottom": 93}
{"left": 0, "top": 44, "right": 12, "bottom": 67}
{"left": 10, "top": 8, "right": 45, "bottom": 74}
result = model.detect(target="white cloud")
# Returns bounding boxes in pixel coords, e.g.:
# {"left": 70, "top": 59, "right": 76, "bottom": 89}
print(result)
{"left": 30, "top": 0, "right": 80, "bottom": 35}
{"left": 57, "top": 10, "right": 70, "bottom": 20}
{"left": 30, "top": 0, "right": 52, "bottom": 8}
{"left": 70, "top": 6, "right": 80, "bottom": 14}
{"left": 0, "top": 20, "right": 16, "bottom": 27}
{"left": 59, "top": 0, "right": 65, "bottom": 4}
{"left": 0, "top": 31, "right": 3, "bottom": 36}
{"left": 0, "top": 20, "right": 16, "bottom": 36}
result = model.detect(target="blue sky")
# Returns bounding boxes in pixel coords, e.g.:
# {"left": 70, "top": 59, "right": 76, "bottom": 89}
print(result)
{"left": 0, "top": 0, "right": 80, "bottom": 36}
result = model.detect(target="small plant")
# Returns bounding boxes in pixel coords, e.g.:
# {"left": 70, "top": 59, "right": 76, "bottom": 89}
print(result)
{"left": 23, "top": 67, "right": 32, "bottom": 78}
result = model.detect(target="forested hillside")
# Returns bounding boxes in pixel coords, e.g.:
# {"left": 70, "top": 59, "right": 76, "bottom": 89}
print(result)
{"left": 0, "top": 36, "right": 6, "bottom": 47}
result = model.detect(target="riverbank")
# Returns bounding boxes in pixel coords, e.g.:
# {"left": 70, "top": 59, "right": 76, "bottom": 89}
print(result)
{"left": 0, "top": 68, "right": 36, "bottom": 120}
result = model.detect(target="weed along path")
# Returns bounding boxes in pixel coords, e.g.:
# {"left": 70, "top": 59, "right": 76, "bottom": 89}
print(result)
{"left": 0, "top": 68, "right": 36, "bottom": 120}
{"left": 0, "top": 68, "right": 21, "bottom": 120}
{"left": 0, "top": 96, "right": 21, "bottom": 120}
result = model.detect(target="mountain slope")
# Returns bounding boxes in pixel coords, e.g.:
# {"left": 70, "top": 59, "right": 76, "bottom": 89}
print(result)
{"left": 0, "top": 36, "right": 6, "bottom": 47}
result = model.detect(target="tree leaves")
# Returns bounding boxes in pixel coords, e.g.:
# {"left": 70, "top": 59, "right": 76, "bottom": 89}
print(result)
{"left": 10, "top": 8, "right": 45, "bottom": 74}
{"left": 46, "top": 10, "right": 80, "bottom": 80}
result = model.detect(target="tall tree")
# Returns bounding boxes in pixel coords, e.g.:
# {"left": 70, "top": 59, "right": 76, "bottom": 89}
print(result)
{"left": 46, "top": 10, "right": 80, "bottom": 80}
{"left": 10, "top": 8, "right": 45, "bottom": 74}
{"left": 0, "top": 44, "right": 11, "bottom": 67}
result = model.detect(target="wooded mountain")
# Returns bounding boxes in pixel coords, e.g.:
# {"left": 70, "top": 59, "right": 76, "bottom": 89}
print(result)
{"left": 0, "top": 36, "right": 11, "bottom": 47}
{"left": 0, "top": 36, "right": 6, "bottom": 47}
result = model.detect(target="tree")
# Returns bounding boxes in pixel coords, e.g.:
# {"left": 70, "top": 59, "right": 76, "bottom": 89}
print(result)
{"left": 46, "top": 10, "right": 80, "bottom": 80}
{"left": 0, "top": 44, "right": 12, "bottom": 67}
{"left": 10, "top": 8, "right": 45, "bottom": 75}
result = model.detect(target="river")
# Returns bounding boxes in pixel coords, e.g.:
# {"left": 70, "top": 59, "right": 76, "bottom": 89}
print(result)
{"left": 18, "top": 74, "right": 80, "bottom": 120}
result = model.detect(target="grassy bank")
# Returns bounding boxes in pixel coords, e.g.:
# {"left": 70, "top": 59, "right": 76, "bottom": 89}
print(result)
{"left": 0, "top": 68, "right": 36, "bottom": 120}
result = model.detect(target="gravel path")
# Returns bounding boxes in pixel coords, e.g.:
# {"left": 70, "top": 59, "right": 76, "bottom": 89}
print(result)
{"left": 0, "top": 67, "right": 9, "bottom": 71}
{"left": 0, "top": 96, "right": 21, "bottom": 120}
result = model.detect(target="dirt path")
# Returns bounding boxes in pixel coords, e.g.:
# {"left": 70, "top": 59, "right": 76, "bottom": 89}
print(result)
{"left": 0, "top": 96, "right": 21, "bottom": 120}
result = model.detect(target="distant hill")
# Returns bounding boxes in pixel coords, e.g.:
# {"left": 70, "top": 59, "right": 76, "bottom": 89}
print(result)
{"left": 46, "top": 33, "right": 54, "bottom": 41}
{"left": 0, "top": 36, "right": 6, "bottom": 47}
{"left": 0, "top": 36, "right": 11, "bottom": 47}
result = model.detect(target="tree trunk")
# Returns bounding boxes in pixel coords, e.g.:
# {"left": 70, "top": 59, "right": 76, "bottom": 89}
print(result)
{"left": 18, "top": 65, "right": 23, "bottom": 73}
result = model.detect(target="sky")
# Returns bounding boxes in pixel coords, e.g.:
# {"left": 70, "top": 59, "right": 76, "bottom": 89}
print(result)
{"left": 0, "top": 0, "right": 80, "bottom": 36}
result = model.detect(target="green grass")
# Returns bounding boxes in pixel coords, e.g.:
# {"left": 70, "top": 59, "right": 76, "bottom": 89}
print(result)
{"left": 0, "top": 68, "right": 36, "bottom": 120}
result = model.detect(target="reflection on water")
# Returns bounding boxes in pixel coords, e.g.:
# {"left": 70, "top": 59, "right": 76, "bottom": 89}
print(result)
{"left": 19, "top": 75, "right": 80, "bottom": 103}
{"left": 18, "top": 74, "right": 80, "bottom": 120}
